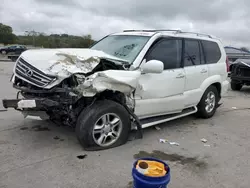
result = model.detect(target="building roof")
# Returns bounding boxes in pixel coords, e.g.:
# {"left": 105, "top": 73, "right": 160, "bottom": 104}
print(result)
{"left": 224, "top": 46, "right": 250, "bottom": 54}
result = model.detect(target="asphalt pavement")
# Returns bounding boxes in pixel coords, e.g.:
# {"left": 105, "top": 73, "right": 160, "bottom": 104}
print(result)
{"left": 0, "top": 61, "right": 250, "bottom": 188}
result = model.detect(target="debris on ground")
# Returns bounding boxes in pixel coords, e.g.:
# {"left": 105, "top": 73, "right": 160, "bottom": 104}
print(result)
{"left": 159, "top": 139, "right": 180, "bottom": 146}
{"left": 20, "top": 127, "right": 28, "bottom": 130}
{"left": 204, "top": 144, "right": 211, "bottom": 147}
{"left": 155, "top": 126, "right": 161, "bottom": 131}
{"left": 232, "top": 107, "right": 237, "bottom": 110}
{"left": 169, "top": 142, "right": 180, "bottom": 146}
{"left": 159, "top": 139, "right": 168, "bottom": 143}
{"left": 54, "top": 136, "right": 60, "bottom": 140}
{"left": 77, "top": 154, "right": 87, "bottom": 159}
{"left": 201, "top": 138, "right": 208, "bottom": 143}
{"left": 31, "top": 125, "right": 50, "bottom": 131}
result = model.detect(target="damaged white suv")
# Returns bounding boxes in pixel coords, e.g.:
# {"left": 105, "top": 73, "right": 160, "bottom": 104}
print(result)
{"left": 2, "top": 30, "right": 229, "bottom": 150}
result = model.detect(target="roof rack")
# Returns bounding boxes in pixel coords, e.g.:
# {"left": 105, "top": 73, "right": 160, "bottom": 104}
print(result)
{"left": 123, "top": 29, "right": 181, "bottom": 33}
{"left": 178, "top": 31, "right": 213, "bottom": 38}
{"left": 122, "top": 30, "right": 214, "bottom": 39}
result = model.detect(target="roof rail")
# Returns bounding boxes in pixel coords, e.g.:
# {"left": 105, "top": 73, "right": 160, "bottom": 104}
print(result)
{"left": 122, "top": 30, "right": 215, "bottom": 39}
{"left": 178, "top": 31, "right": 213, "bottom": 38}
{"left": 123, "top": 29, "right": 181, "bottom": 33}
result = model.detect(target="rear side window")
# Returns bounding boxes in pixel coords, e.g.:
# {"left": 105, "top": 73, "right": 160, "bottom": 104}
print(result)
{"left": 146, "top": 39, "right": 182, "bottom": 70}
{"left": 201, "top": 40, "right": 221, "bottom": 64}
{"left": 184, "top": 40, "right": 202, "bottom": 66}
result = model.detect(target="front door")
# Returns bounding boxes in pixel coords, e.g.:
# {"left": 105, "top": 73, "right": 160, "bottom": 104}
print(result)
{"left": 134, "top": 38, "right": 185, "bottom": 118}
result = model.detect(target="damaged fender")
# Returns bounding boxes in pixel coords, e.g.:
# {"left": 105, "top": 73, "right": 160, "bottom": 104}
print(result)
{"left": 76, "top": 70, "right": 141, "bottom": 97}
{"left": 76, "top": 69, "right": 143, "bottom": 137}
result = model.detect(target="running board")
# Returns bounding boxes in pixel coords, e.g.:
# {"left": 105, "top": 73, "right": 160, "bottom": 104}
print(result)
{"left": 140, "top": 106, "right": 198, "bottom": 128}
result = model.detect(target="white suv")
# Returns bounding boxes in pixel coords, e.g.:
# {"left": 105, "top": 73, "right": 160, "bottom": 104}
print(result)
{"left": 2, "top": 30, "right": 229, "bottom": 150}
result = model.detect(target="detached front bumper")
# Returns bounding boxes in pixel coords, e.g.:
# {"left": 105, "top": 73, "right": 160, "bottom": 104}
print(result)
{"left": 2, "top": 98, "right": 59, "bottom": 120}
{"left": 2, "top": 98, "right": 60, "bottom": 109}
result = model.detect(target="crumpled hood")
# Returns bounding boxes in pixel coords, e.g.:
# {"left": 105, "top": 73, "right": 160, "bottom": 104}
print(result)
{"left": 14, "top": 48, "right": 142, "bottom": 103}
{"left": 19, "top": 48, "right": 126, "bottom": 77}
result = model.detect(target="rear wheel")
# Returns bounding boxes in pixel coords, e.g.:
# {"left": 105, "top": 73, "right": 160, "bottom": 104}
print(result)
{"left": 197, "top": 85, "right": 219, "bottom": 118}
{"left": 75, "top": 100, "right": 130, "bottom": 150}
{"left": 231, "top": 81, "right": 242, "bottom": 91}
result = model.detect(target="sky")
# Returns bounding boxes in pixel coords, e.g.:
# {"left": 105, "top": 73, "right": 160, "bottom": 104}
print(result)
{"left": 0, "top": 0, "right": 249, "bottom": 48}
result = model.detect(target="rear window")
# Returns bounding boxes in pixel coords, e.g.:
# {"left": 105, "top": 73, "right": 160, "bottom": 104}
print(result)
{"left": 201, "top": 40, "right": 221, "bottom": 64}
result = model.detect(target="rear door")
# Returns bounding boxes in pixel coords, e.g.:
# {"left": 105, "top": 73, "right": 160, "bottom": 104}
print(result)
{"left": 201, "top": 40, "right": 225, "bottom": 79}
{"left": 183, "top": 39, "right": 208, "bottom": 107}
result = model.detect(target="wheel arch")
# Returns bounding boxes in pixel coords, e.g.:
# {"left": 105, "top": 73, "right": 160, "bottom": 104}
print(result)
{"left": 211, "top": 82, "right": 221, "bottom": 98}
{"left": 95, "top": 90, "right": 127, "bottom": 106}
{"left": 199, "top": 75, "right": 223, "bottom": 102}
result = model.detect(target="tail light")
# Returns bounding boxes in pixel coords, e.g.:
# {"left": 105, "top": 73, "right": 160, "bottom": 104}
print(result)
{"left": 226, "top": 56, "right": 229, "bottom": 72}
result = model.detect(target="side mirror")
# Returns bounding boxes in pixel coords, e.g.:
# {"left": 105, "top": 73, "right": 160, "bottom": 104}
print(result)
{"left": 141, "top": 60, "right": 164, "bottom": 74}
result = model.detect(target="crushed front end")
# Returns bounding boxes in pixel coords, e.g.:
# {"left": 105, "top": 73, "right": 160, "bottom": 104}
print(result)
{"left": 3, "top": 68, "right": 90, "bottom": 126}
{"left": 2, "top": 49, "right": 141, "bottom": 128}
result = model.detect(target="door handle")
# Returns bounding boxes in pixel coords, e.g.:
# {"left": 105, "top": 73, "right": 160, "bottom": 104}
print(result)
{"left": 201, "top": 69, "right": 208, "bottom": 73}
{"left": 176, "top": 73, "right": 185, "bottom": 78}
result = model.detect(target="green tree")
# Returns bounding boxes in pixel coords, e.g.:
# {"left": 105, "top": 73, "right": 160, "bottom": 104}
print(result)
{"left": 0, "top": 23, "right": 17, "bottom": 45}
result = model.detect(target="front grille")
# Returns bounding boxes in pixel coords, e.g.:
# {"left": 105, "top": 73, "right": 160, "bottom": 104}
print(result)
{"left": 15, "top": 58, "right": 56, "bottom": 87}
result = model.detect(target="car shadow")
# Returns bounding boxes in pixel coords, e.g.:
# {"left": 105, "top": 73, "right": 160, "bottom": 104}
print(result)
{"left": 14, "top": 111, "right": 219, "bottom": 152}
{"left": 16, "top": 119, "right": 82, "bottom": 151}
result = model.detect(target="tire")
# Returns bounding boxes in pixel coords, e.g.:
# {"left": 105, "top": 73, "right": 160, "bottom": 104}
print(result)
{"left": 76, "top": 100, "right": 130, "bottom": 150}
{"left": 197, "top": 85, "right": 219, "bottom": 119}
{"left": 231, "top": 81, "right": 242, "bottom": 91}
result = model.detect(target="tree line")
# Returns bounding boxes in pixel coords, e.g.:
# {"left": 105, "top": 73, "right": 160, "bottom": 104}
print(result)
{"left": 1, "top": 23, "right": 250, "bottom": 52}
{"left": 0, "top": 23, "right": 95, "bottom": 48}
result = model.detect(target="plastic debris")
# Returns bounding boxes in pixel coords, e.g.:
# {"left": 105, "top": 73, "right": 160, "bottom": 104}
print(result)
{"left": 77, "top": 154, "right": 87, "bottom": 159}
{"left": 169, "top": 142, "right": 180, "bottom": 146}
{"left": 155, "top": 126, "right": 161, "bottom": 131}
{"left": 201, "top": 138, "right": 208, "bottom": 143}
{"left": 232, "top": 107, "right": 237, "bottom": 110}
{"left": 136, "top": 161, "right": 149, "bottom": 175}
{"left": 159, "top": 139, "right": 168, "bottom": 143}
{"left": 204, "top": 144, "right": 211, "bottom": 147}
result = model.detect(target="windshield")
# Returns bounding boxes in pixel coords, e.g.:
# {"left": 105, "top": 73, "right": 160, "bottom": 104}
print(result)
{"left": 91, "top": 35, "right": 150, "bottom": 64}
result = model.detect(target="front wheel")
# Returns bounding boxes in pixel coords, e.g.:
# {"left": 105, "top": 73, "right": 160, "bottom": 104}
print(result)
{"left": 75, "top": 100, "right": 130, "bottom": 150}
{"left": 197, "top": 85, "right": 219, "bottom": 119}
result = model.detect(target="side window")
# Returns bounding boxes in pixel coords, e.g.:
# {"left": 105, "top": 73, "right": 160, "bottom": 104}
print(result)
{"left": 184, "top": 40, "right": 201, "bottom": 66}
{"left": 202, "top": 40, "right": 221, "bottom": 64}
{"left": 146, "top": 39, "right": 182, "bottom": 70}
